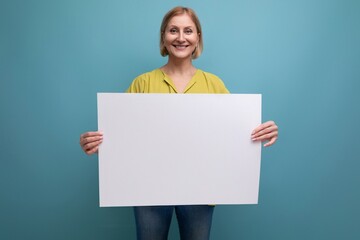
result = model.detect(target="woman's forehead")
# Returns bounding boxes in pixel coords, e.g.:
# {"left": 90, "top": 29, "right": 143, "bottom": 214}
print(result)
{"left": 167, "top": 14, "right": 196, "bottom": 27}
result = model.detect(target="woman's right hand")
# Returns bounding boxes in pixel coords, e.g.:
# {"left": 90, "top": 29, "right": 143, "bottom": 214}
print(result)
{"left": 79, "top": 131, "right": 103, "bottom": 155}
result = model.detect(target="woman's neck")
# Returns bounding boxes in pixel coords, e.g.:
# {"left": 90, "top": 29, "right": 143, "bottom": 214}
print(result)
{"left": 161, "top": 57, "right": 196, "bottom": 75}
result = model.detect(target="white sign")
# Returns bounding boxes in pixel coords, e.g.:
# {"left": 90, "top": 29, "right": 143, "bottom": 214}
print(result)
{"left": 97, "top": 93, "right": 262, "bottom": 207}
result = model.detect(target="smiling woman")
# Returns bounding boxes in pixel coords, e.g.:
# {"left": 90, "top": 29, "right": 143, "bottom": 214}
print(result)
{"left": 160, "top": 6, "right": 203, "bottom": 59}
{"left": 162, "top": 15, "right": 198, "bottom": 60}
{"left": 79, "top": 6, "right": 278, "bottom": 240}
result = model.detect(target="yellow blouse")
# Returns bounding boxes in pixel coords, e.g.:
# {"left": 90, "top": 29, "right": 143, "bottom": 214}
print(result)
{"left": 126, "top": 68, "right": 227, "bottom": 206}
{"left": 126, "top": 68, "right": 229, "bottom": 94}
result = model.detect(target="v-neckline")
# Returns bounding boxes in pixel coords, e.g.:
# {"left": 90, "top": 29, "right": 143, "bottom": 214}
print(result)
{"left": 160, "top": 69, "right": 199, "bottom": 93}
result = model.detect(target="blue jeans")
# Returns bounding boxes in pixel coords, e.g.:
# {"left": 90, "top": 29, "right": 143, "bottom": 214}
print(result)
{"left": 134, "top": 205, "right": 215, "bottom": 240}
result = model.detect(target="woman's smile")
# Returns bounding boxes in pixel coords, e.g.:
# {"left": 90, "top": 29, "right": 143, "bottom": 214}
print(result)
{"left": 173, "top": 44, "right": 189, "bottom": 50}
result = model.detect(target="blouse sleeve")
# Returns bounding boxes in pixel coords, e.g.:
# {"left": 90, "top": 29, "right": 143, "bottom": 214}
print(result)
{"left": 126, "top": 74, "right": 148, "bottom": 93}
{"left": 203, "top": 71, "right": 230, "bottom": 94}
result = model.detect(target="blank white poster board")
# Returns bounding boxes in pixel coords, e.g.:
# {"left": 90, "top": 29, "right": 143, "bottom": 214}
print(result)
{"left": 97, "top": 93, "right": 262, "bottom": 207}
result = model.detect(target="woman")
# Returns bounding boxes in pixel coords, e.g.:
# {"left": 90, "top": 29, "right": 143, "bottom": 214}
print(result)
{"left": 80, "top": 6, "right": 278, "bottom": 240}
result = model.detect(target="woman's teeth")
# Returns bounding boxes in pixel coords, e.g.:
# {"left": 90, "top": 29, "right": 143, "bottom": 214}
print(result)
{"left": 175, "top": 45, "right": 187, "bottom": 49}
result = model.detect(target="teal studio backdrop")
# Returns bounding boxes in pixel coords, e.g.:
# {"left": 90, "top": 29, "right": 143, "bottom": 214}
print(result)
{"left": 1, "top": 0, "right": 359, "bottom": 239}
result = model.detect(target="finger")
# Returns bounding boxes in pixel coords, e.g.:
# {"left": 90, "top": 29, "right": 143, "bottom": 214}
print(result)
{"left": 82, "top": 139, "right": 102, "bottom": 152}
{"left": 252, "top": 131, "right": 278, "bottom": 142}
{"left": 251, "top": 125, "right": 277, "bottom": 139}
{"left": 80, "top": 135, "right": 103, "bottom": 147}
{"left": 86, "top": 146, "right": 99, "bottom": 155}
{"left": 80, "top": 131, "right": 103, "bottom": 139}
{"left": 264, "top": 136, "right": 278, "bottom": 147}
{"left": 252, "top": 121, "right": 276, "bottom": 135}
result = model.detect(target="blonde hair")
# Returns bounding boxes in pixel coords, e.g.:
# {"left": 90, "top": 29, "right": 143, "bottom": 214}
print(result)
{"left": 160, "top": 6, "right": 203, "bottom": 59}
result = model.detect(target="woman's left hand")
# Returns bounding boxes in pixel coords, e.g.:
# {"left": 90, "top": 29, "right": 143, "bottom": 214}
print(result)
{"left": 251, "top": 121, "right": 278, "bottom": 147}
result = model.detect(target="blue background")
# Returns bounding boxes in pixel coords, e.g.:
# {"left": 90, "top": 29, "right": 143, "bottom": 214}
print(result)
{"left": 1, "top": 0, "right": 359, "bottom": 239}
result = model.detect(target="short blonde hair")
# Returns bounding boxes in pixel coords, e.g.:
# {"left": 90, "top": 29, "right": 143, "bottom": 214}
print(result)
{"left": 160, "top": 6, "right": 203, "bottom": 59}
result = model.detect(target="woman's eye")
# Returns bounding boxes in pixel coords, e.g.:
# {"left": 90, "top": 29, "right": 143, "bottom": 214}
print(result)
{"left": 169, "top": 28, "right": 178, "bottom": 34}
{"left": 184, "top": 29, "right": 193, "bottom": 34}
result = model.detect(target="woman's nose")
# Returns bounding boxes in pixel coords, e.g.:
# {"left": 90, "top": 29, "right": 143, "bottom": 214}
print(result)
{"left": 177, "top": 32, "right": 185, "bottom": 41}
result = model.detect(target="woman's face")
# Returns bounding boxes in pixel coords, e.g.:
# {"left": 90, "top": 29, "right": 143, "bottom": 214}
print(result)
{"left": 163, "top": 13, "right": 199, "bottom": 60}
